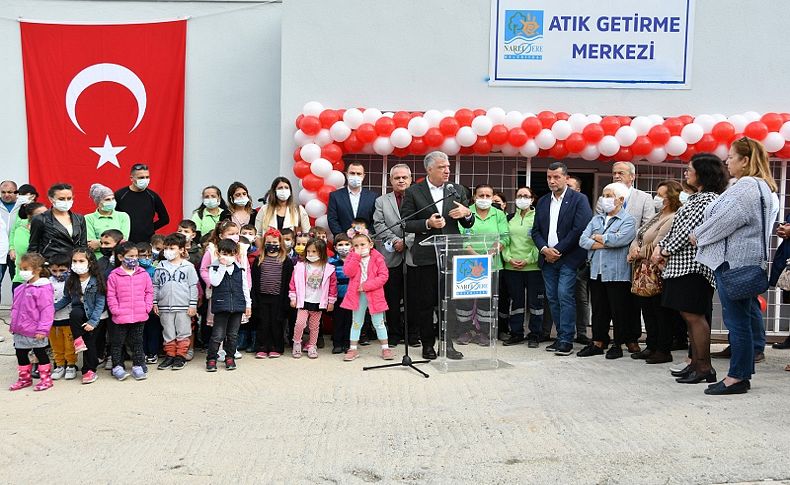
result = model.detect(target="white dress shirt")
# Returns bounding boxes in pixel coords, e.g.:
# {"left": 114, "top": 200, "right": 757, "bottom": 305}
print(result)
{"left": 348, "top": 187, "right": 361, "bottom": 217}
{"left": 548, "top": 186, "right": 567, "bottom": 248}
{"left": 427, "top": 179, "right": 444, "bottom": 215}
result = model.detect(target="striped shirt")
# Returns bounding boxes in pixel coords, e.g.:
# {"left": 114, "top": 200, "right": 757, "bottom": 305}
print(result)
{"left": 658, "top": 191, "right": 718, "bottom": 286}
{"left": 259, "top": 256, "right": 283, "bottom": 295}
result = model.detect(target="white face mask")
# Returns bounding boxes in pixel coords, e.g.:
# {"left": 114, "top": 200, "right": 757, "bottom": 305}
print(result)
{"left": 163, "top": 249, "right": 179, "bottom": 261}
{"left": 17, "top": 195, "right": 32, "bottom": 205}
{"left": 203, "top": 198, "right": 219, "bottom": 209}
{"left": 284, "top": 240, "right": 294, "bottom": 249}
{"left": 679, "top": 192, "right": 690, "bottom": 204}
{"left": 475, "top": 199, "right": 492, "bottom": 210}
{"left": 335, "top": 245, "right": 350, "bottom": 256}
{"left": 53, "top": 200, "right": 73, "bottom": 212}
{"left": 347, "top": 175, "right": 363, "bottom": 189}
{"left": 233, "top": 197, "right": 249, "bottom": 206}
{"left": 357, "top": 247, "right": 371, "bottom": 257}
{"left": 653, "top": 195, "right": 665, "bottom": 212}
{"left": 275, "top": 189, "right": 291, "bottom": 201}
{"left": 515, "top": 198, "right": 532, "bottom": 210}
{"left": 219, "top": 255, "right": 235, "bottom": 266}
{"left": 71, "top": 263, "right": 89, "bottom": 275}
{"left": 306, "top": 255, "right": 320, "bottom": 263}
{"left": 19, "top": 270, "right": 34, "bottom": 282}
{"left": 600, "top": 197, "right": 617, "bottom": 214}
{"left": 135, "top": 178, "right": 150, "bottom": 190}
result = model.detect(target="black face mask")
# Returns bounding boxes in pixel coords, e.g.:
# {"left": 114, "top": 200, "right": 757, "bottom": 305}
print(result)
{"left": 100, "top": 247, "right": 114, "bottom": 258}
{"left": 265, "top": 244, "right": 280, "bottom": 254}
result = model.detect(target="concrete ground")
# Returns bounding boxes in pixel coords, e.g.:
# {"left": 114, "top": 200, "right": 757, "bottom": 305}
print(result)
{"left": 1, "top": 313, "right": 789, "bottom": 485}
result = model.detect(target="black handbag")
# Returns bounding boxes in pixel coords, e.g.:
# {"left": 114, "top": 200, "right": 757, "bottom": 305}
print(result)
{"left": 718, "top": 185, "right": 769, "bottom": 300}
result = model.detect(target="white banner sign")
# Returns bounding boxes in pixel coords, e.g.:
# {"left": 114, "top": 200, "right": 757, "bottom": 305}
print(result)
{"left": 489, "top": 0, "right": 695, "bottom": 88}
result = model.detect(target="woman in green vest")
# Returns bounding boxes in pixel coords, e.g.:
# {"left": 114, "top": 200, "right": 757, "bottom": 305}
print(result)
{"left": 85, "top": 183, "right": 131, "bottom": 259}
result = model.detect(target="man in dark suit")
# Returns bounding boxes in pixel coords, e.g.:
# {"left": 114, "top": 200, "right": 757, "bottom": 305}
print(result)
{"left": 531, "top": 162, "right": 592, "bottom": 356}
{"left": 327, "top": 161, "right": 377, "bottom": 236}
{"left": 401, "top": 151, "right": 475, "bottom": 360}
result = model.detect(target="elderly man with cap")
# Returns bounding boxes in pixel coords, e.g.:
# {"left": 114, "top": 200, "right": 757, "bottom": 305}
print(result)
{"left": 85, "top": 183, "right": 130, "bottom": 258}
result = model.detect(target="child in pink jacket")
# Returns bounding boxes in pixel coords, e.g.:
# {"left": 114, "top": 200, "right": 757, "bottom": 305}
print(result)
{"left": 106, "top": 242, "right": 154, "bottom": 382}
{"left": 340, "top": 229, "right": 392, "bottom": 362}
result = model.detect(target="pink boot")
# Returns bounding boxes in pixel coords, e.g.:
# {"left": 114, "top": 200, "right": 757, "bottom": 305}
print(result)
{"left": 9, "top": 365, "right": 33, "bottom": 391}
{"left": 34, "top": 364, "right": 53, "bottom": 391}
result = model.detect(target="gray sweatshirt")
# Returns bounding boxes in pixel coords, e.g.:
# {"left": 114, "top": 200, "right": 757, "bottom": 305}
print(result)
{"left": 153, "top": 260, "right": 199, "bottom": 312}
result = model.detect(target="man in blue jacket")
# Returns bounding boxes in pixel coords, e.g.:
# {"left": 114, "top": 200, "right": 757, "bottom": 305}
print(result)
{"left": 327, "top": 161, "right": 377, "bottom": 237}
{"left": 531, "top": 162, "right": 592, "bottom": 356}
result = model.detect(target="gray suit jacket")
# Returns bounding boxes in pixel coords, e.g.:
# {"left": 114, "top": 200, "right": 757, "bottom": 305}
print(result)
{"left": 373, "top": 192, "right": 414, "bottom": 268}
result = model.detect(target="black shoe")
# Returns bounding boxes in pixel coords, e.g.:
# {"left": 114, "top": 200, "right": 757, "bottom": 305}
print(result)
{"left": 545, "top": 340, "right": 560, "bottom": 352}
{"left": 671, "top": 365, "right": 693, "bottom": 378}
{"left": 708, "top": 379, "right": 751, "bottom": 390}
{"left": 171, "top": 357, "right": 186, "bottom": 370}
{"left": 422, "top": 347, "right": 437, "bottom": 360}
{"left": 225, "top": 358, "right": 237, "bottom": 370}
{"left": 31, "top": 364, "right": 40, "bottom": 379}
{"left": 332, "top": 346, "right": 344, "bottom": 354}
{"left": 553, "top": 342, "right": 574, "bottom": 356}
{"left": 577, "top": 343, "right": 604, "bottom": 357}
{"left": 408, "top": 338, "right": 421, "bottom": 348}
{"left": 645, "top": 351, "right": 673, "bottom": 364}
{"left": 157, "top": 356, "right": 175, "bottom": 370}
{"left": 316, "top": 337, "right": 325, "bottom": 349}
{"left": 711, "top": 345, "right": 731, "bottom": 359}
{"left": 772, "top": 337, "right": 790, "bottom": 349}
{"left": 574, "top": 335, "right": 591, "bottom": 345}
{"left": 443, "top": 347, "right": 464, "bottom": 360}
{"left": 539, "top": 335, "right": 553, "bottom": 342}
{"left": 676, "top": 369, "right": 717, "bottom": 384}
{"left": 605, "top": 345, "right": 624, "bottom": 360}
{"left": 704, "top": 379, "right": 749, "bottom": 395}
{"left": 503, "top": 335, "right": 526, "bottom": 346}
{"left": 206, "top": 359, "right": 217, "bottom": 372}
{"left": 631, "top": 348, "right": 654, "bottom": 360}
{"left": 498, "top": 331, "right": 510, "bottom": 341}
{"left": 527, "top": 336, "right": 540, "bottom": 348}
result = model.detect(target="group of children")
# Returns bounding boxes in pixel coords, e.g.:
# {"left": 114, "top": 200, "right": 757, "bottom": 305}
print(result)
{"left": 8, "top": 216, "right": 395, "bottom": 391}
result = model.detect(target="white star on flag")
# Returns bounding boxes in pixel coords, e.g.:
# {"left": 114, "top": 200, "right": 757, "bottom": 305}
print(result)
{"left": 90, "top": 135, "right": 126, "bottom": 169}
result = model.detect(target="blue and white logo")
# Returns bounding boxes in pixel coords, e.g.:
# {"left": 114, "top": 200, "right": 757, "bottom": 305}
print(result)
{"left": 503, "top": 10, "right": 544, "bottom": 60}
{"left": 452, "top": 255, "right": 493, "bottom": 300}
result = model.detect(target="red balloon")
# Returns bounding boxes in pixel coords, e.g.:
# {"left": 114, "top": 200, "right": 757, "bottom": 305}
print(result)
{"left": 663, "top": 117, "right": 685, "bottom": 136}
{"left": 758, "top": 295, "right": 767, "bottom": 313}
{"left": 556, "top": 112, "right": 570, "bottom": 121}
{"left": 300, "top": 116, "right": 321, "bottom": 136}
{"left": 679, "top": 145, "right": 697, "bottom": 162}
{"left": 302, "top": 174, "right": 323, "bottom": 192}
{"left": 601, "top": 116, "right": 621, "bottom": 136}
{"left": 393, "top": 111, "right": 411, "bottom": 128}
{"left": 392, "top": 147, "right": 409, "bottom": 157}
{"left": 631, "top": 136, "right": 653, "bottom": 156}
{"left": 678, "top": 115, "right": 694, "bottom": 125}
{"left": 507, "top": 128, "right": 528, "bottom": 146}
{"left": 409, "top": 137, "right": 427, "bottom": 155}
{"left": 293, "top": 161, "right": 311, "bottom": 179}
{"left": 487, "top": 125, "right": 509, "bottom": 145}
{"left": 455, "top": 108, "right": 475, "bottom": 126}
{"left": 565, "top": 133, "right": 586, "bottom": 153}
{"left": 332, "top": 159, "right": 345, "bottom": 171}
{"left": 459, "top": 146, "right": 474, "bottom": 155}
{"left": 375, "top": 116, "right": 396, "bottom": 136}
{"left": 618, "top": 116, "right": 632, "bottom": 126}
{"left": 356, "top": 123, "right": 377, "bottom": 143}
{"left": 549, "top": 140, "right": 568, "bottom": 159}
{"left": 317, "top": 185, "right": 334, "bottom": 204}
{"left": 473, "top": 109, "right": 487, "bottom": 117}
{"left": 410, "top": 112, "right": 423, "bottom": 119}
{"left": 614, "top": 147, "right": 633, "bottom": 162}
{"left": 537, "top": 111, "right": 557, "bottom": 129}
{"left": 781, "top": 113, "right": 790, "bottom": 123}
{"left": 424, "top": 128, "right": 444, "bottom": 147}
{"left": 343, "top": 133, "right": 363, "bottom": 152}
{"left": 293, "top": 147, "right": 303, "bottom": 162}
{"left": 775, "top": 141, "right": 790, "bottom": 159}
{"left": 295, "top": 114, "right": 304, "bottom": 130}
{"left": 537, "top": 149, "right": 550, "bottom": 158}
{"left": 744, "top": 121, "right": 769, "bottom": 141}
{"left": 696, "top": 134, "right": 717, "bottom": 152}
{"left": 711, "top": 122, "right": 736, "bottom": 143}
{"left": 582, "top": 123, "right": 605, "bottom": 143}
{"left": 321, "top": 143, "right": 343, "bottom": 162}
{"left": 472, "top": 136, "right": 491, "bottom": 154}
{"left": 761, "top": 113, "right": 783, "bottom": 132}
{"left": 439, "top": 117, "right": 460, "bottom": 136}
{"left": 648, "top": 125, "right": 671, "bottom": 145}
{"left": 521, "top": 117, "right": 542, "bottom": 137}
{"left": 319, "top": 110, "right": 340, "bottom": 129}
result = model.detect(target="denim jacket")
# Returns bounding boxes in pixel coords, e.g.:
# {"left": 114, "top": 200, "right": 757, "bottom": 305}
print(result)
{"left": 579, "top": 209, "right": 636, "bottom": 282}
{"left": 54, "top": 276, "right": 107, "bottom": 326}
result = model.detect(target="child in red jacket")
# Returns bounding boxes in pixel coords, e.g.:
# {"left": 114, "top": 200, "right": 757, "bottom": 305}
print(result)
{"left": 340, "top": 229, "right": 392, "bottom": 362}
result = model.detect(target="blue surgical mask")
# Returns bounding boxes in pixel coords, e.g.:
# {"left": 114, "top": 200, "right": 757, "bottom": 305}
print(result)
{"left": 139, "top": 258, "right": 152, "bottom": 267}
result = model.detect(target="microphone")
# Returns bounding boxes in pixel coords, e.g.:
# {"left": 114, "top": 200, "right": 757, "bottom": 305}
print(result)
{"left": 446, "top": 183, "right": 459, "bottom": 198}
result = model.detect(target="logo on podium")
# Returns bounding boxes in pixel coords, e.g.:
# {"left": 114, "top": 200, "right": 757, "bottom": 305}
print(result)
{"left": 452, "top": 255, "right": 493, "bottom": 300}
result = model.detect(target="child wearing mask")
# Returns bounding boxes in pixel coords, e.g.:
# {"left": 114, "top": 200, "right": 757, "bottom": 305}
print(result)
{"left": 177, "top": 219, "right": 202, "bottom": 267}
{"left": 138, "top": 242, "right": 161, "bottom": 364}
{"left": 48, "top": 254, "right": 78, "bottom": 381}
{"left": 328, "top": 233, "right": 352, "bottom": 354}
{"left": 252, "top": 229, "right": 294, "bottom": 358}
{"left": 97, "top": 229, "right": 124, "bottom": 279}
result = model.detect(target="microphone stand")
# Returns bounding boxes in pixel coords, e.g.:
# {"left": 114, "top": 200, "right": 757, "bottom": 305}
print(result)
{"left": 363, "top": 189, "right": 461, "bottom": 378}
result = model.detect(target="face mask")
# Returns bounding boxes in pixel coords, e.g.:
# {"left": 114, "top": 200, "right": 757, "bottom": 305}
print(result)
{"left": 679, "top": 192, "right": 690, "bottom": 204}
{"left": 139, "top": 258, "right": 152, "bottom": 267}
{"left": 219, "top": 255, "right": 235, "bottom": 266}
{"left": 265, "top": 243, "right": 280, "bottom": 254}
{"left": 17, "top": 195, "right": 32, "bottom": 205}
{"left": 275, "top": 189, "right": 291, "bottom": 201}
{"left": 152, "top": 250, "right": 160, "bottom": 259}
{"left": 19, "top": 270, "right": 35, "bottom": 282}
{"left": 225, "top": 234, "right": 240, "bottom": 243}
{"left": 179, "top": 232, "right": 193, "bottom": 242}
{"left": 52, "top": 271, "right": 69, "bottom": 282}
{"left": 336, "top": 245, "right": 350, "bottom": 256}
{"left": 123, "top": 257, "right": 139, "bottom": 269}
{"left": 306, "top": 255, "right": 320, "bottom": 263}
{"left": 100, "top": 247, "right": 114, "bottom": 258}
{"left": 475, "top": 199, "right": 492, "bottom": 210}
{"left": 53, "top": 200, "right": 73, "bottom": 212}
{"left": 71, "top": 263, "right": 89, "bottom": 275}
{"left": 600, "top": 197, "right": 617, "bottom": 214}
{"left": 248, "top": 244, "right": 257, "bottom": 254}
{"left": 284, "top": 240, "right": 294, "bottom": 249}
{"left": 347, "top": 175, "right": 363, "bottom": 189}
{"left": 135, "top": 178, "right": 150, "bottom": 190}
{"left": 101, "top": 200, "right": 116, "bottom": 212}
{"left": 358, "top": 247, "right": 371, "bottom": 257}
{"left": 239, "top": 242, "right": 250, "bottom": 255}
{"left": 233, "top": 197, "right": 249, "bottom": 206}
{"left": 203, "top": 198, "right": 220, "bottom": 209}
{"left": 515, "top": 198, "right": 532, "bottom": 210}
{"left": 163, "top": 249, "right": 179, "bottom": 261}
{"left": 294, "top": 244, "right": 305, "bottom": 255}
{"left": 653, "top": 196, "right": 665, "bottom": 212}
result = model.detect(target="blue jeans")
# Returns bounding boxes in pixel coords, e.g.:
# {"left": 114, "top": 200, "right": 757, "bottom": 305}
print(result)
{"left": 714, "top": 267, "right": 763, "bottom": 380}
{"left": 541, "top": 262, "right": 577, "bottom": 345}
{"left": 504, "top": 270, "right": 545, "bottom": 338}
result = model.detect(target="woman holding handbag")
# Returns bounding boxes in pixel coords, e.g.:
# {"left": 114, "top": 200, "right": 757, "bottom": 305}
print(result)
{"left": 693, "top": 138, "right": 779, "bottom": 395}
{"left": 627, "top": 180, "right": 685, "bottom": 365}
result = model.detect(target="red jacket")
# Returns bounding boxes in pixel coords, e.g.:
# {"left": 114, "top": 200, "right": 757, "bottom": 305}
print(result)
{"left": 340, "top": 249, "right": 389, "bottom": 314}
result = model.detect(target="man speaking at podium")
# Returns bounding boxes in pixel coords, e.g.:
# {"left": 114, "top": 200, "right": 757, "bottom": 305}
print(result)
{"left": 400, "top": 151, "right": 475, "bottom": 360}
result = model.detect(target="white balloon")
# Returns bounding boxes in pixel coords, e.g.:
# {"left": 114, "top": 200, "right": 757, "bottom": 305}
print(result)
{"left": 471, "top": 115, "right": 493, "bottom": 136}
{"left": 293, "top": 129, "right": 313, "bottom": 146}
{"left": 780, "top": 121, "right": 790, "bottom": 141}
{"left": 500, "top": 144, "right": 519, "bottom": 156}
{"left": 315, "top": 129, "right": 333, "bottom": 147}
{"left": 535, "top": 129, "right": 556, "bottom": 150}
{"left": 728, "top": 114, "right": 748, "bottom": 133}
{"left": 763, "top": 132, "right": 785, "bottom": 152}
{"left": 362, "top": 108, "right": 382, "bottom": 124}
{"left": 440, "top": 137, "right": 460, "bottom": 156}
{"left": 303, "top": 101, "right": 324, "bottom": 116}
{"left": 519, "top": 140, "right": 539, "bottom": 157}
{"left": 694, "top": 114, "right": 716, "bottom": 133}
{"left": 568, "top": 113, "right": 588, "bottom": 132}
{"left": 456, "top": 126, "right": 477, "bottom": 147}
{"left": 598, "top": 135, "right": 620, "bottom": 157}
{"left": 504, "top": 110, "right": 524, "bottom": 129}
{"left": 615, "top": 126, "right": 638, "bottom": 147}
{"left": 390, "top": 127, "right": 413, "bottom": 148}
{"left": 712, "top": 113, "right": 727, "bottom": 123}
{"left": 309, "top": 158, "right": 333, "bottom": 178}
{"left": 298, "top": 189, "right": 316, "bottom": 206}
{"left": 713, "top": 144, "right": 729, "bottom": 161}
{"left": 523, "top": 112, "right": 536, "bottom": 119}
{"left": 487, "top": 107, "right": 506, "bottom": 124}
{"left": 343, "top": 108, "right": 364, "bottom": 129}
{"left": 315, "top": 215, "right": 330, "bottom": 230}
{"left": 300, "top": 143, "right": 321, "bottom": 163}
{"left": 743, "top": 111, "right": 761, "bottom": 122}
{"left": 423, "top": 109, "right": 444, "bottom": 128}
{"left": 373, "top": 137, "right": 394, "bottom": 155}
{"left": 551, "top": 119, "right": 573, "bottom": 140}
{"left": 382, "top": 112, "right": 394, "bottom": 118}
{"left": 631, "top": 116, "right": 652, "bottom": 136}
{"left": 407, "top": 116, "right": 429, "bottom": 137}
{"left": 666, "top": 136, "right": 688, "bottom": 157}
{"left": 680, "top": 123, "right": 704, "bottom": 144}
{"left": 581, "top": 145, "right": 600, "bottom": 161}
{"left": 648, "top": 114, "right": 665, "bottom": 126}
{"left": 442, "top": 109, "right": 455, "bottom": 117}
{"left": 305, "top": 199, "right": 327, "bottom": 218}
{"left": 329, "top": 121, "right": 351, "bottom": 142}
{"left": 326, "top": 170, "right": 346, "bottom": 189}
{"left": 647, "top": 147, "right": 667, "bottom": 163}
{"left": 587, "top": 114, "right": 603, "bottom": 124}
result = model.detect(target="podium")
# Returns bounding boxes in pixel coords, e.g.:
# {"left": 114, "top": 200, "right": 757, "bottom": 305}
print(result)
{"left": 421, "top": 233, "right": 502, "bottom": 372}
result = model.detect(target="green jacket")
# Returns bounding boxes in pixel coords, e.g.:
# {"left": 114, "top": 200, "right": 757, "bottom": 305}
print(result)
{"left": 459, "top": 205, "right": 509, "bottom": 270}
{"left": 191, "top": 210, "right": 222, "bottom": 237}
{"left": 11, "top": 224, "right": 31, "bottom": 283}
{"left": 8, "top": 214, "right": 27, "bottom": 252}
{"left": 502, "top": 210, "right": 539, "bottom": 272}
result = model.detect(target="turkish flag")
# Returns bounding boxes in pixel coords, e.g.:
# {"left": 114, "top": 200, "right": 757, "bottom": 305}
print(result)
{"left": 21, "top": 20, "right": 186, "bottom": 234}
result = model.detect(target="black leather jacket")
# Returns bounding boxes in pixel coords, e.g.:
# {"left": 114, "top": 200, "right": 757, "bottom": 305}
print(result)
{"left": 28, "top": 210, "right": 87, "bottom": 262}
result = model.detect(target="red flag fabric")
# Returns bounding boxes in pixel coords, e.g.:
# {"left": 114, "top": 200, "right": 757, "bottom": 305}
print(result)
{"left": 21, "top": 20, "right": 186, "bottom": 234}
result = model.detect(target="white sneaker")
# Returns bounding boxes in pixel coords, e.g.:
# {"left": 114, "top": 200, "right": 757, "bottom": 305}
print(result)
{"left": 670, "top": 361, "right": 690, "bottom": 373}
{"left": 185, "top": 348, "right": 194, "bottom": 361}
{"left": 234, "top": 350, "right": 242, "bottom": 359}
{"left": 104, "top": 359, "right": 113, "bottom": 370}
{"left": 51, "top": 366, "right": 66, "bottom": 380}
{"left": 64, "top": 366, "right": 78, "bottom": 380}
{"left": 218, "top": 349, "right": 226, "bottom": 361}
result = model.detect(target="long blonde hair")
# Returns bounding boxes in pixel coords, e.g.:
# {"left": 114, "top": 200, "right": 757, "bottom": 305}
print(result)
{"left": 732, "top": 137, "right": 778, "bottom": 192}
{"left": 261, "top": 177, "right": 303, "bottom": 228}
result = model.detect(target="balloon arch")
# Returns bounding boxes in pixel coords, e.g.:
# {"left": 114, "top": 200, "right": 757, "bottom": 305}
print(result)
{"left": 291, "top": 101, "right": 790, "bottom": 227}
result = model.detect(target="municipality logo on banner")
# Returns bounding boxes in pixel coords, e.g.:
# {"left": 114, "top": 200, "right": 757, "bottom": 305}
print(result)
{"left": 452, "top": 255, "right": 493, "bottom": 300}
{"left": 503, "top": 10, "right": 544, "bottom": 60}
